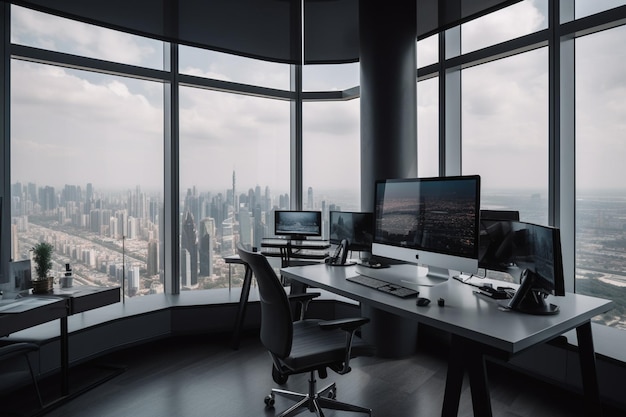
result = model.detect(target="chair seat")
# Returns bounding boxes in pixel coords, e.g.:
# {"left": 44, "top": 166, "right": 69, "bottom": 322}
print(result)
{"left": 282, "top": 319, "right": 372, "bottom": 372}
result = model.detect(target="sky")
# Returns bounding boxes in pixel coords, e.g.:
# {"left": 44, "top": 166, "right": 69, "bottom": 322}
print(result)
{"left": 8, "top": 1, "right": 626, "bottom": 201}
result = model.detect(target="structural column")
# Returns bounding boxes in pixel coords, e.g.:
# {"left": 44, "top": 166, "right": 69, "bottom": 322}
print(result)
{"left": 359, "top": 0, "right": 419, "bottom": 358}
{"left": 360, "top": 0, "right": 417, "bottom": 211}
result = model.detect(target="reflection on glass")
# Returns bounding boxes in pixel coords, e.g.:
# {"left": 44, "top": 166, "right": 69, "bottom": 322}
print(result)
{"left": 11, "top": 60, "right": 164, "bottom": 298}
{"left": 11, "top": 5, "right": 164, "bottom": 70}
{"left": 417, "top": 77, "right": 439, "bottom": 177}
{"left": 179, "top": 87, "right": 290, "bottom": 290}
{"left": 461, "top": 48, "right": 548, "bottom": 225}
{"left": 179, "top": 45, "right": 290, "bottom": 90}
{"left": 462, "top": 0, "right": 548, "bottom": 54}
{"left": 576, "top": 25, "right": 626, "bottom": 330}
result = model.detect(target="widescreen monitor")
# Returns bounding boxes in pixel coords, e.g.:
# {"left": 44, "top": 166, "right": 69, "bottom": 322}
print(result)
{"left": 371, "top": 175, "right": 481, "bottom": 280}
{"left": 329, "top": 211, "right": 373, "bottom": 251}
{"left": 479, "top": 219, "right": 565, "bottom": 314}
{"left": 274, "top": 210, "right": 322, "bottom": 240}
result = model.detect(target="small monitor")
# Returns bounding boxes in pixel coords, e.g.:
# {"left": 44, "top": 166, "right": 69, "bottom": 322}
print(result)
{"left": 371, "top": 175, "right": 481, "bottom": 281}
{"left": 274, "top": 210, "right": 322, "bottom": 240}
{"left": 329, "top": 211, "right": 374, "bottom": 251}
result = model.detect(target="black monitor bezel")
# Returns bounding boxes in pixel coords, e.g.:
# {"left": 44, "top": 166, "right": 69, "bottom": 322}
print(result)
{"left": 372, "top": 175, "right": 482, "bottom": 261}
{"left": 274, "top": 210, "right": 322, "bottom": 239}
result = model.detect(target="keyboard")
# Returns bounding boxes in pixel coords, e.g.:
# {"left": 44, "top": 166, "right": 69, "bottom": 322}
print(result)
{"left": 347, "top": 275, "right": 418, "bottom": 298}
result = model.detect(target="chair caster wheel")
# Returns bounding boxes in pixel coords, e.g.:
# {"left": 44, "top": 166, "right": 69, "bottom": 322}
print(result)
{"left": 264, "top": 393, "right": 275, "bottom": 407}
{"left": 327, "top": 387, "right": 337, "bottom": 399}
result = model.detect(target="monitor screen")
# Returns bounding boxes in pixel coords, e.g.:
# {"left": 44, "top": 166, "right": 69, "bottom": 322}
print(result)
{"left": 329, "top": 211, "right": 374, "bottom": 251}
{"left": 274, "top": 210, "right": 322, "bottom": 239}
{"left": 372, "top": 175, "right": 481, "bottom": 279}
{"left": 479, "top": 219, "right": 565, "bottom": 297}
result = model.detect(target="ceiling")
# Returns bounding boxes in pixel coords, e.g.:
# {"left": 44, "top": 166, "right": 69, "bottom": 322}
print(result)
{"left": 10, "top": 0, "right": 521, "bottom": 64}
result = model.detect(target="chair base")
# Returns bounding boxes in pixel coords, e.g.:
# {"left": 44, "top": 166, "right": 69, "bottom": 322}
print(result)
{"left": 266, "top": 371, "right": 371, "bottom": 417}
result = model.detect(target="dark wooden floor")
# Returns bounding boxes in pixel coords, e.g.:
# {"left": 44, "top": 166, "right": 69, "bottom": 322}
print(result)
{"left": 2, "top": 332, "right": 623, "bottom": 417}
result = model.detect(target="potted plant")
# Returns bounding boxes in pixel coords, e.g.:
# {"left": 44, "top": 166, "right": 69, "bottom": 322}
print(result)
{"left": 31, "top": 242, "right": 54, "bottom": 294}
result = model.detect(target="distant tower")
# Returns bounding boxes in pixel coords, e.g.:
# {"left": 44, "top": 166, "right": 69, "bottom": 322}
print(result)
{"left": 232, "top": 170, "right": 237, "bottom": 211}
{"left": 181, "top": 211, "right": 198, "bottom": 285}
{"left": 198, "top": 217, "right": 215, "bottom": 276}
{"left": 307, "top": 187, "right": 314, "bottom": 210}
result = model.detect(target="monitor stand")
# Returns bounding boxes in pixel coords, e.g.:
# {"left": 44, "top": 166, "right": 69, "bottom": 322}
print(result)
{"left": 355, "top": 263, "right": 448, "bottom": 287}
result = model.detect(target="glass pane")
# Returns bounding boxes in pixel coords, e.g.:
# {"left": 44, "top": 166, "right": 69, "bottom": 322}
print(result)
{"left": 417, "top": 34, "right": 438, "bottom": 68}
{"left": 11, "top": 60, "right": 164, "bottom": 298}
{"left": 575, "top": 0, "right": 626, "bottom": 19}
{"left": 462, "top": 48, "right": 549, "bottom": 225}
{"left": 11, "top": 5, "right": 164, "bottom": 70}
{"left": 302, "top": 99, "right": 361, "bottom": 239}
{"left": 576, "top": 25, "right": 626, "bottom": 329}
{"left": 179, "top": 87, "right": 290, "bottom": 290}
{"left": 179, "top": 45, "right": 290, "bottom": 90}
{"left": 417, "top": 77, "right": 439, "bottom": 177}
{"left": 462, "top": 0, "right": 548, "bottom": 54}
{"left": 303, "top": 63, "right": 359, "bottom": 92}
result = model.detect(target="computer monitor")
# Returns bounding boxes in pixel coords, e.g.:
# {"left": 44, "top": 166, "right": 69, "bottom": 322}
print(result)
{"left": 274, "top": 210, "right": 322, "bottom": 240}
{"left": 329, "top": 211, "right": 374, "bottom": 251}
{"left": 371, "top": 175, "right": 481, "bottom": 280}
{"left": 479, "top": 219, "right": 566, "bottom": 314}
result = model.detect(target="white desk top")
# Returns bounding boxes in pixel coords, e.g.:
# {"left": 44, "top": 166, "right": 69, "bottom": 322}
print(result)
{"left": 281, "top": 263, "right": 614, "bottom": 354}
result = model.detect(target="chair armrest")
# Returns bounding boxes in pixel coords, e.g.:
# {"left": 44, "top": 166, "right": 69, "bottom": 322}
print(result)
{"left": 288, "top": 292, "right": 321, "bottom": 320}
{"left": 318, "top": 317, "right": 370, "bottom": 332}
{"left": 287, "top": 292, "right": 320, "bottom": 304}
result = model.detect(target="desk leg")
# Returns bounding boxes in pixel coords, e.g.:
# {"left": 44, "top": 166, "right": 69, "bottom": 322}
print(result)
{"left": 60, "top": 316, "right": 69, "bottom": 396}
{"left": 442, "top": 335, "right": 493, "bottom": 417}
{"left": 576, "top": 321, "right": 603, "bottom": 417}
{"left": 442, "top": 337, "right": 465, "bottom": 417}
{"left": 231, "top": 265, "right": 253, "bottom": 350}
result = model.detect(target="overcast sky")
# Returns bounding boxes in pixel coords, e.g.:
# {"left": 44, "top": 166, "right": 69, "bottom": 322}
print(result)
{"left": 8, "top": 1, "right": 626, "bottom": 200}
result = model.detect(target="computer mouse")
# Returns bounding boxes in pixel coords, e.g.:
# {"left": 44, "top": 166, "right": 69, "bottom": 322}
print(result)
{"left": 416, "top": 297, "right": 431, "bottom": 307}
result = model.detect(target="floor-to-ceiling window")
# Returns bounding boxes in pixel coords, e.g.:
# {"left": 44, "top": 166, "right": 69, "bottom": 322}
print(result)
{"left": 462, "top": 48, "right": 549, "bottom": 225}
{"left": 10, "top": 6, "right": 164, "bottom": 298}
{"left": 178, "top": 86, "right": 290, "bottom": 290}
{"left": 302, "top": 63, "right": 360, "bottom": 239}
{"left": 575, "top": 24, "right": 626, "bottom": 329}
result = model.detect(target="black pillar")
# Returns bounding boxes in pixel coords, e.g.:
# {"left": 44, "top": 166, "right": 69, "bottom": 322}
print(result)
{"left": 359, "top": 1, "right": 419, "bottom": 358}
{"left": 360, "top": 0, "right": 417, "bottom": 211}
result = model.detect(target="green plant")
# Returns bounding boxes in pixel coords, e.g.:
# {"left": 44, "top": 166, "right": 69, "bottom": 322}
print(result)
{"left": 32, "top": 242, "right": 54, "bottom": 280}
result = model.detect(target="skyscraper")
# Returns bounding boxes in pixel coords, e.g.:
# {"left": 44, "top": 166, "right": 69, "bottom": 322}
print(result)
{"left": 307, "top": 187, "right": 314, "bottom": 210}
{"left": 181, "top": 210, "right": 198, "bottom": 285}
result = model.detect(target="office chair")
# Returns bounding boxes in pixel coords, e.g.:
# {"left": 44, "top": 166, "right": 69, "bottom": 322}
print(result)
{"left": 237, "top": 244, "right": 373, "bottom": 417}
{"left": 0, "top": 342, "right": 43, "bottom": 407}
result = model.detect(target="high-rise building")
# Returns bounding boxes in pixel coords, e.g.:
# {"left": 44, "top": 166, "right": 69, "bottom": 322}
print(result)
{"left": 181, "top": 210, "right": 198, "bottom": 285}
{"left": 147, "top": 239, "right": 159, "bottom": 276}
{"left": 198, "top": 217, "right": 215, "bottom": 276}
{"left": 307, "top": 187, "right": 314, "bottom": 210}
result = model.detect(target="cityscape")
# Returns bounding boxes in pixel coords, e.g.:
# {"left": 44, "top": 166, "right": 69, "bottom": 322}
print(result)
{"left": 7, "top": 175, "right": 626, "bottom": 330}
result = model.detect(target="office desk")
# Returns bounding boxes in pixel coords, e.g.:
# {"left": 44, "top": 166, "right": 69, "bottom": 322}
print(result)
{"left": 281, "top": 263, "right": 613, "bottom": 417}
{"left": 261, "top": 238, "right": 329, "bottom": 268}
{"left": 1, "top": 286, "right": 120, "bottom": 401}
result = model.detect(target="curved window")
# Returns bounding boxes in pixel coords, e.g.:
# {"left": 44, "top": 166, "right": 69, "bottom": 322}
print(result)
{"left": 303, "top": 63, "right": 359, "bottom": 92}
{"left": 179, "top": 45, "right": 290, "bottom": 90}
{"left": 11, "top": 60, "right": 164, "bottom": 297}
{"left": 179, "top": 87, "right": 290, "bottom": 290}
